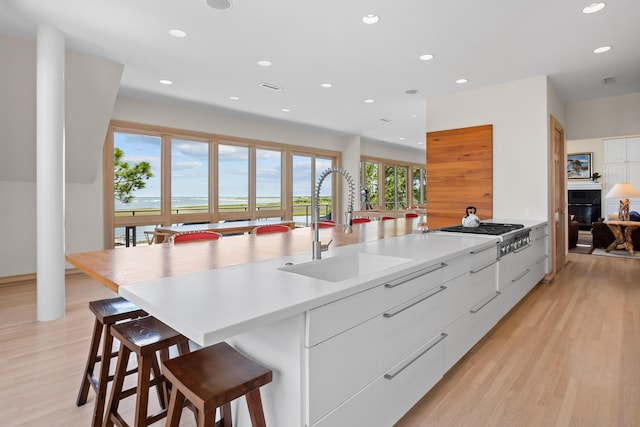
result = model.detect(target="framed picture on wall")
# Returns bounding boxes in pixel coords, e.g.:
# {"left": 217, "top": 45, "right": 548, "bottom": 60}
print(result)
{"left": 567, "top": 152, "right": 592, "bottom": 179}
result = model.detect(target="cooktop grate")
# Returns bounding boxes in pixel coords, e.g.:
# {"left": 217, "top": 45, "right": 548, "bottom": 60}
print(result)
{"left": 437, "top": 223, "right": 524, "bottom": 235}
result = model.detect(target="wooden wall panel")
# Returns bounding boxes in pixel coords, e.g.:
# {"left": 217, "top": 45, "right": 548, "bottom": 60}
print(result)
{"left": 426, "top": 125, "right": 493, "bottom": 229}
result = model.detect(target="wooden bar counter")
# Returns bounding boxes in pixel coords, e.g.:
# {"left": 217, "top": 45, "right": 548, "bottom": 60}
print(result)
{"left": 66, "top": 218, "right": 423, "bottom": 292}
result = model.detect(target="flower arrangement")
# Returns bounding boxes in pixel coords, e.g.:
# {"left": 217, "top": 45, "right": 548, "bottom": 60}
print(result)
{"left": 591, "top": 172, "right": 601, "bottom": 182}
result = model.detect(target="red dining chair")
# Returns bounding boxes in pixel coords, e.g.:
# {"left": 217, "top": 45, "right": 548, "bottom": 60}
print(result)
{"left": 252, "top": 224, "right": 290, "bottom": 234}
{"left": 380, "top": 216, "right": 395, "bottom": 221}
{"left": 312, "top": 219, "right": 336, "bottom": 228}
{"left": 405, "top": 213, "right": 419, "bottom": 218}
{"left": 172, "top": 231, "right": 222, "bottom": 243}
{"left": 351, "top": 217, "right": 371, "bottom": 224}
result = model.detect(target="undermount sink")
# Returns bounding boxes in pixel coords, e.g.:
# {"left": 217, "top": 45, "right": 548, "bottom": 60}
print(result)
{"left": 279, "top": 252, "right": 411, "bottom": 283}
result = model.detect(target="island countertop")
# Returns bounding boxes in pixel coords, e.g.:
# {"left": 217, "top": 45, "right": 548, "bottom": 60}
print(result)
{"left": 119, "top": 230, "right": 503, "bottom": 347}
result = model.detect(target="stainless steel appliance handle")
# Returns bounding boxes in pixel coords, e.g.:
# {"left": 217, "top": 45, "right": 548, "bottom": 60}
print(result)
{"left": 383, "top": 286, "right": 447, "bottom": 318}
{"left": 384, "top": 333, "right": 448, "bottom": 380}
{"left": 470, "top": 291, "right": 501, "bottom": 313}
{"left": 513, "top": 244, "right": 531, "bottom": 253}
{"left": 384, "top": 263, "right": 447, "bottom": 288}
{"left": 470, "top": 259, "right": 498, "bottom": 274}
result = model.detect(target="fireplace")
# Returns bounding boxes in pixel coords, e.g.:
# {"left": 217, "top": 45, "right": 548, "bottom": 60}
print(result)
{"left": 568, "top": 189, "right": 601, "bottom": 230}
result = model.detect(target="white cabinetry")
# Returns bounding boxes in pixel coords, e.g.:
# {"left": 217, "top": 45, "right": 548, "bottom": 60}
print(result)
{"left": 304, "top": 243, "right": 498, "bottom": 427}
{"left": 604, "top": 137, "right": 640, "bottom": 215}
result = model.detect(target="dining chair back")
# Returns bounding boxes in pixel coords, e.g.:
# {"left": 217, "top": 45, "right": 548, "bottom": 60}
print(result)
{"left": 380, "top": 216, "right": 396, "bottom": 221}
{"left": 172, "top": 231, "right": 222, "bottom": 243}
{"left": 252, "top": 224, "right": 290, "bottom": 234}
{"left": 313, "top": 219, "right": 336, "bottom": 228}
{"left": 352, "top": 217, "right": 371, "bottom": 224}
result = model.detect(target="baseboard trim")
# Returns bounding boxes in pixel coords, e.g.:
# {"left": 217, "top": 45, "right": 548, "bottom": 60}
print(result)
{"left": 0, "top": 268, "right": 82, "bottom": 287}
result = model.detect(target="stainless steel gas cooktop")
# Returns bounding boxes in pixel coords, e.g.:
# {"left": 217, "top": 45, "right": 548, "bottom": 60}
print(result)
{"left": 437, "top": 223, "right": 524, "bottom": 236}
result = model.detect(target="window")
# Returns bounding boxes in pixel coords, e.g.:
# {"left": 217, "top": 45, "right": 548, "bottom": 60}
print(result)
{"left": 256, "top": 148, "right": 282, "bottom": 213}
{"left": 114, "top": 132, "right": 162, "bottom": 217}
{"left": 218, "top": 144, "right": 249, "bottom": 214}
{"left": 105, "top": 121, "right": 340, "bottom": 248}
{"left": 360, "top": 157, "right": 425, "bottom": 211}
{"left": 171, "top": 138, "right": 209, "bottom": 215}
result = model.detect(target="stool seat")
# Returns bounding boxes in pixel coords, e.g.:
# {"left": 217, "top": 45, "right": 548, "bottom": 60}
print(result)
{"left": 77, "top": 297, "right": 147, "bottom": 427}
{"left": 163, "top": 342, "right": 272, "bottom": 427}
{"left": 103, "top": 316, "right": 190, "bottom": 427}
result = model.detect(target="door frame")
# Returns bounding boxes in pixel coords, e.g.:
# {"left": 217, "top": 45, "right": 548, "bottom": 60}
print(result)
{"left": 546, "top": 114, "right": 566, "bottom": 282}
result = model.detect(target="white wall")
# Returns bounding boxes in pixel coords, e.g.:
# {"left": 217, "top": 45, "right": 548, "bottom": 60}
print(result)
{"left": 426, "top": 76, "right": 550, "bottom": 221}
{"left": 0, "top": 33, "right": 122, "bottom": 277}
{"left": 566, "top": 92, "right": 640, "bottom": 140}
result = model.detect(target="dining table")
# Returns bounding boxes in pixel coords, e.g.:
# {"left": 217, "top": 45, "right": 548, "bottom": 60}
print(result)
{"left": 65, "top": 217, "right": 425, "bottom": 292}
{"left": 152, "top": 218, "right": 296, "bottom": 243}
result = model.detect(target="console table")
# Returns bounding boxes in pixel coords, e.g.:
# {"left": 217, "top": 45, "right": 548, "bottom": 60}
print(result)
{"left": 605, "top": 220, "right": 640, "bottom": 255}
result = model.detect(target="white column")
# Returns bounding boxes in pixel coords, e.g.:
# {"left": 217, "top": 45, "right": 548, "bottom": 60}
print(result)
{"left": 36, "top": 25, "right": 65, "bottom": 321}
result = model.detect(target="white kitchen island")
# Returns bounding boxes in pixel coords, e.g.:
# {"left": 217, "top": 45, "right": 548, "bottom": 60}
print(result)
{"left": 119, "top": 221, "right": 547, "bottom": 426}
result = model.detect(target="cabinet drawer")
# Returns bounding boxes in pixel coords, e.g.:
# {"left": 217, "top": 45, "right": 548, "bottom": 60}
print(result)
{"left": 444, "top": 242, "right": 498, "bottom": 282}
{"left": 306, "top": 276, "right": 456, "bottom": 424}
{"left": 498, "top": 243, "right": 533, "bottom": 290}
{"left": 311, "top": 333, "right": 446, "bottom": 427}
{"left": 305, "top": 261, "right": 448, "bottom": 347}
{"left": 443, "top": 289, "right": 504, "bottom": 372}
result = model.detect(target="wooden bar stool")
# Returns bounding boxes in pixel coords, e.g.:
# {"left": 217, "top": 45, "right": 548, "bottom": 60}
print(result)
{"left": 163, "top": 342, "right": 273, "bottom": 427}
{"left": 76, "top": 296, "right": 147, "bottom": 427}
{"left": 103, "top": 316, "right": 190, "bottom": 427}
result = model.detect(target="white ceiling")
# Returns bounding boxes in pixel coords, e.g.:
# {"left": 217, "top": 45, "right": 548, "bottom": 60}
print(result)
{"left": 1, "top": 0, "right": 639, "bottom": 149}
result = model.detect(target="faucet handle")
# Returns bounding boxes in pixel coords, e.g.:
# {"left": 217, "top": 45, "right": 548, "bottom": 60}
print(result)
{"left": 321, "top": 239, "right": 333, "bottom": 252}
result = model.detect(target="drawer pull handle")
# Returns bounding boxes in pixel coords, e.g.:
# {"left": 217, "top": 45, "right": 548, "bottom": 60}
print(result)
{"left": 470, "top": 291, "right": 501, "bottom": 314}
{"left": 470, "top": 243, "right": 498, "bottom": 255}
{"left": 470, "top": 259, "right": 498, "bottom": 274}
{"left": 383, "top": 286, "right": 447, "bottom": 318}
{"left": 384, "top": 263, "right": 447, "bottom": 289}
{"left": 536, "top": 255, "right": 547, "bottom": 264}
{"left": 513, "top": 244, "right": 531, "bottom": 253}
{"left": 384, "top": 333, "right": 448, "bottom": 380}
{"left": 512, "top": 269, "right": 530, "bottom": 283}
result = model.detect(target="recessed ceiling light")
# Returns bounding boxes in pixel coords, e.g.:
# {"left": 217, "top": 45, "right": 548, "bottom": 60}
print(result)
{"left": 320, "top": 83, "right": 333, "bottom": 88}
{"left": 419, "top": 54, "right": 434, "bottom": 61}
{"left": 399, "top": 137, "right": 405, "bottom": 141}
{"left": 159, "top": 79, "right": 172, "bottom": 85}
{"left": 257, "top": 60, "right": 272, "bottom": 67}
{"left": 169, "top": 29, "right": 187, "bottom": 38}
{"left": 582, "top": 2, "right": 606, "bottom": 14}
{"left": 229, "top": 96, "right": 239, "bottom": 101}
{"left": 593, "top": 46, "right": 611, "bottom": 54}
{"left": 362, "top": 14, "right": 380, "bottom": 24}
{"left": 456, "top": 78, "right": 468, "bottom": 84}
{"left": 364, "top": 99, "right": 375, "bottom": 103}
{"left": 281, "top": 108, "right": 291, "bottom": 113}
{"left": 411, "top": 114, "right": 417, "bottom": 118}
{"left": 206, "top": 0, "right": 232, "bottom": 10}
{"left": 418, "top": 141, "right": 424, "bottom": 145}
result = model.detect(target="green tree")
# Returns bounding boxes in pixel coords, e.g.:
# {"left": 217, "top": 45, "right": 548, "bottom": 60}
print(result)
{"left": 114, "top": 147, "right": 153, "bottom": 204}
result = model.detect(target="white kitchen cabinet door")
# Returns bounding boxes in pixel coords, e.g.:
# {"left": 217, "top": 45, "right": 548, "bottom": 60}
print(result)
{"left": 311, "top": 333, "right": 446, "bottom": 427}
{"left": 627, "top": 138, "right": 640, "bottom": 162}
{"left": 306, "top": 276, "right": 457, "bottom": 424}
{"left": 604, "top": 138, "right": 626, "bottom": 163}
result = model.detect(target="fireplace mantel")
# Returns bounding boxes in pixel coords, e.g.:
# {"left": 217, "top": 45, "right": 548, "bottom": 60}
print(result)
{"left": 568, "top": 181, "right": 602, "bottom": 190}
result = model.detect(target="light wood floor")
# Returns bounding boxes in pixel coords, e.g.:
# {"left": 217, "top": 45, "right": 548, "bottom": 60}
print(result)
{"left": 0, "top": 253, "right": 638, "bottom": 426}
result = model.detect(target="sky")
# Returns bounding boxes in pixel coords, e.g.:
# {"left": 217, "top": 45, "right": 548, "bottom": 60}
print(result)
{"left": 114, "top": 132, "right": 332, "bottom": 199}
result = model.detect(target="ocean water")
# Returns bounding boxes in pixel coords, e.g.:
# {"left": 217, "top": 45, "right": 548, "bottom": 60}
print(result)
{"left": 115, "top": 196, "right": 284, "bottom": 211}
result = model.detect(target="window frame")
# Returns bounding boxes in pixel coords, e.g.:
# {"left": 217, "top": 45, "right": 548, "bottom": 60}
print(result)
{"left": 360, "top": 155, "right": 426, "bottom": 211}
{"left": 104, "top": 120, "right": 340, "bottom": 248}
